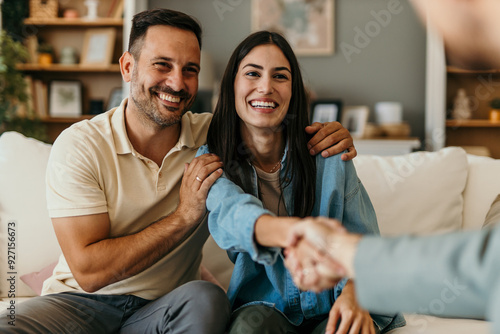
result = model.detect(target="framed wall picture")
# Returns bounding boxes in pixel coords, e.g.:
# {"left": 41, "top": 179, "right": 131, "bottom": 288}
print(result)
{"left": 49, "top": 80, "right": 82, "bottom": 117}
{"left": 341, "top": 106, "right": 370, "bottom": 138}
{"left": 81, "top": 28, "right": 116, "bottom": 66}
{"left": 310, "top": 99, "right": 342, "bottom": 123}
{"left": 252, "top": 0, "right": 335, "bottom": 56}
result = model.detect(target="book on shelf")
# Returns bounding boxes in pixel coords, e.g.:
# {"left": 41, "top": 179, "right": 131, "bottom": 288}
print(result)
{"left": 25, "top": 35, "right": 38, "bottom": 64}
{"left": 33, "top": 79, "right": 48, "bottom": 119}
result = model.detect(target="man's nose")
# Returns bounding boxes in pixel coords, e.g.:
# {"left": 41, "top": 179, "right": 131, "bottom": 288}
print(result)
{"left": 165, "top": 68, "right": 186, "bottom": 92}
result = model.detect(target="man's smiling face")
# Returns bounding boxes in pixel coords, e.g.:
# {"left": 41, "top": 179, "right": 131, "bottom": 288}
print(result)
{"left": 129, "top": 25, "right": 200, "bottom": 128}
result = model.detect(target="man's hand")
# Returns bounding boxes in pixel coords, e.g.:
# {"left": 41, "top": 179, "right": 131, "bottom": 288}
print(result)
{"left": 178, "top": 153, "right": 223, "bottom": 225}
{"left": 326, "top": 281, "right": 376, "bottom": 334}
{"left": 306, "top": 122, "right": 356, "bottom": 161}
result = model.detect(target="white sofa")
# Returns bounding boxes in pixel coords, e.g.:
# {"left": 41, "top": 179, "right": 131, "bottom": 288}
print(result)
{"left": 1, "top": 131, "right": 498, "bottom": 333}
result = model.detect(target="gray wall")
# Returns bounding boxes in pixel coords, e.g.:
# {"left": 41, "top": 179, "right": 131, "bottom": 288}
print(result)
{"left": 148, "top": 0, "right": 426, "bottom": 140}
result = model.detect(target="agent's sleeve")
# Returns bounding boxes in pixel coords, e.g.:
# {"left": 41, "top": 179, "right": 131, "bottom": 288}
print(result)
{"left": 355, "top": 227, "right": 500, "bottom": 320}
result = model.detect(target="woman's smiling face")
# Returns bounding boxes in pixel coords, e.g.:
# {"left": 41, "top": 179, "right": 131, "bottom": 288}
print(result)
{"left": 234, "top": 44, "right": 292, "bottom": 132}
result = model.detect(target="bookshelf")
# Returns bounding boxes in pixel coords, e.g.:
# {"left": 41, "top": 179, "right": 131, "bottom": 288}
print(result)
{"left": 19, "top": 0, "right": 126, "bottom": 142}
{"left": 425, "top": 30, "right": 500, "bottom": 158}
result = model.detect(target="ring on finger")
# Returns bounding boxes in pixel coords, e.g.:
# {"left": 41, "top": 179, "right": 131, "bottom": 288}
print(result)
{"left": 196, "top": 176, "right": 203, "bottom": 182}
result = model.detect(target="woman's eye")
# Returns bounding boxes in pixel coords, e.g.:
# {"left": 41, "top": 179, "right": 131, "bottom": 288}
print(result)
{"left": 274, "top": 73, "right": 289, "bottom": 80}
{"left": 245, "top": 71, "right": 260, "bottom": 77}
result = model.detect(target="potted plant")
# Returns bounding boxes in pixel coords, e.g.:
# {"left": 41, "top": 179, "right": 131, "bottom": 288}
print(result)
{"left": 37, "top": 40, "right": 54, "bottom": 66}
{"left": 490, "top": 98, "right": 500, "bottom": 122}
{"left": 0, "top": 30, "right": 47, "bottom": 140}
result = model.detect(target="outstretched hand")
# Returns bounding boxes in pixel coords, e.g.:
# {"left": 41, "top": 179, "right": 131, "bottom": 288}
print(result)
{"left": 284, "top": 217, "right": 361, "bottom": 292}
{"left": 306, "top": 122, "right": 356, "bottom": 161}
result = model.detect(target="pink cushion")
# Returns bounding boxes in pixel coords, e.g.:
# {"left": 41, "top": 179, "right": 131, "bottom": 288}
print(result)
{"left": 20, "top": 262, "right": 58, "bottom": 296}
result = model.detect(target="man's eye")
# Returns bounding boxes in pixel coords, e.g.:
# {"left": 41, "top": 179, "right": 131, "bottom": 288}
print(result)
{"left": 154, "top": 62, "right": 170, "bottom": 70}
{"left": 185, "top": 67, "right": 199, "bottom": 74}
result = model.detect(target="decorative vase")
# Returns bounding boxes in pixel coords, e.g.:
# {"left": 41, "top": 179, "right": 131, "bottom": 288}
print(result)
{"left": 84, "top": 0, "right": 99, "bottom": 20}
{"left": 452, "top": 88, "right": 472, "bottom": 120}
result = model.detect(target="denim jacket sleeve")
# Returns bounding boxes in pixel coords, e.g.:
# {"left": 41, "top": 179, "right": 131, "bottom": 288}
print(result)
{"left": 314, "top": 154, "right": 379, "bottom": 236}
{"left": 196, "top": 145, "right": 280, "bottom": 265}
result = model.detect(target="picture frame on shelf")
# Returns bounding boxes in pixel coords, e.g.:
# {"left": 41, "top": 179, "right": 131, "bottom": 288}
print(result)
{"left": 341, "top": 105, "right": 370, "bottom": 138}
{"left": 49, "top": 80, "right": 82, "bottom": 118}
{"left": 310, "top": 99, "right": 342, "bottom": 123}
{"left": 252, "top": 0, "right": 335, "bottom": 56}
{"left": 107, "top": 87, "right": 123, "bottom": 110}
{"left": 81, "top": 28, "right": 116, "bottom": 66}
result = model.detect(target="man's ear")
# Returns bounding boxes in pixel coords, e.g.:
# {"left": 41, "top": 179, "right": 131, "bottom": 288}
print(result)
{"left": 120, "top": 51, "right": 134, "bottom": 83}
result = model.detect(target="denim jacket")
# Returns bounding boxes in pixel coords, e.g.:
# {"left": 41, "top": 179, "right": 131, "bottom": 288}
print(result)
{"left": 197, "top": 144, "right": 405, "bottom": 332}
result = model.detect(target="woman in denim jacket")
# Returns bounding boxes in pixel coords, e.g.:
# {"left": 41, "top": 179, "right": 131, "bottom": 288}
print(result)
{"left": 196, "top": 31, "right": 405, "bottom": 334}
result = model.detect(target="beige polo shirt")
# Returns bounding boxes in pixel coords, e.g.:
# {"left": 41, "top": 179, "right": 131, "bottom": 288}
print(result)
{"left": 42, "top": 99, "right": 213, "bottom": 300}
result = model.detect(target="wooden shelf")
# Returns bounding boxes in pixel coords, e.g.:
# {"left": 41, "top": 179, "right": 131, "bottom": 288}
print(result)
{"left": 447, "top": 66, "right": 500, "bottom": 74}
{"left": 40, "top": 115, "right": 95, "bottom": 123}
{"left": 17, "top": 63, "right": 121, "bottom": 73}
{"left": 24, "top": 17, "right": 123, "bottom": 27}
{"left": 446, "top": 119, "right": 500, "bottom": 128}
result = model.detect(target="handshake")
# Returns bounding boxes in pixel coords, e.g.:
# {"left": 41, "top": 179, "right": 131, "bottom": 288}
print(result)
{"left": 284, "top": 217, "right": 362, "bottom": 292}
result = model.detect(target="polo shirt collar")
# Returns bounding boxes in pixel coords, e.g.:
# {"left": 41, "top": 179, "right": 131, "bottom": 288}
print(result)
{"left": 111, "top": 98, "right": 133, "bottom": 155}
{"left": 177, "top": 112, "right": 196, "bottom": 150}
{"left": 111, "top": 98, "right": 198, "bottom": 155}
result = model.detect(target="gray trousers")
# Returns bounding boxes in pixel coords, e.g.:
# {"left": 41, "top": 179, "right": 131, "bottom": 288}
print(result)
{"left": 0, "top": 280, "right": 231, "bottom": 334}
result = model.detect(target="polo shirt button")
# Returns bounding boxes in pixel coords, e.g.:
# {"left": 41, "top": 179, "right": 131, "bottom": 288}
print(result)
{"left": 159, "top": 172, "right": 163, "bottom": 178}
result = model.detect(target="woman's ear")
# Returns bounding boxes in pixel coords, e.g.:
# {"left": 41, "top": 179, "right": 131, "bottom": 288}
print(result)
{"left": 120, "top": 51, "right": 135, "bottom": 83}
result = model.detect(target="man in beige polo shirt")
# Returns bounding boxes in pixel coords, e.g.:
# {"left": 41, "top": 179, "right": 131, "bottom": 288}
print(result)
{"left": 0, "top": 8, "right": 355, "bottom": 334}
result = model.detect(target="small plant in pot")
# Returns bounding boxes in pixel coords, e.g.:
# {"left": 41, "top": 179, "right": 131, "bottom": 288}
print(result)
{"left": 490, "top": 98, "right": 500, "bottom": 122}
{"left": 37, "top": 40, "right": 54, "bottom": 66}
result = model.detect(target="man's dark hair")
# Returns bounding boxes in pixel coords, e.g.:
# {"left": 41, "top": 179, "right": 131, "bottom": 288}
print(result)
{"left": 128, "top": 8, "right": 202, "bottom": 59}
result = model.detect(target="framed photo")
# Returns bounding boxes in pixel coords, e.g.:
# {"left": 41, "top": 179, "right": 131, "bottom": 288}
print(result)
{"left": 252, "top": 0, "right": 335, "bottom": 56}
{"left": 81, "top": 28, "right": 116, "bottom": 66}
{"left": 341, "top": 106, "right": 370, "bottom": 138}
{"left": 310, "top": 99, "right": 342, "bottom": 123}
{"left": 107, "top": 87, "right": 123, "bottom": 110}
{"left": 49, "top": 80, "right": 82, "bottom": 117}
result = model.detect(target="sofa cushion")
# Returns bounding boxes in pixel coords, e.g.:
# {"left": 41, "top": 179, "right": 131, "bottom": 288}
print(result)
{"left": 353, "top": 147, "right": 468, "bottom": 236}
{"left": 482, "top": 194, "right": 500, "bottom": 229}
{"left": 463, "top": 155, "right": 500, "bottom": 230}
{"left": 0, "top": 132, "right": 61, "bottom": 298}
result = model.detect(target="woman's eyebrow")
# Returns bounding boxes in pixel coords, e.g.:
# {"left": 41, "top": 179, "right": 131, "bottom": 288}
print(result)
{"left": 242, "top": 63, "right": 291, "bottom": 73}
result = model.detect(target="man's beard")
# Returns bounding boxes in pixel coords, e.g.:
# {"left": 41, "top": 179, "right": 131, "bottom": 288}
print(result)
{"left": 130, "top": 77, "right": 194, "bottom": 129}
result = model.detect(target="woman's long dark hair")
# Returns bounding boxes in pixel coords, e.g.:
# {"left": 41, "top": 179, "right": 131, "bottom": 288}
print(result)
{"left": 207, "top": 31, "right": 316, "bottom": 217}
